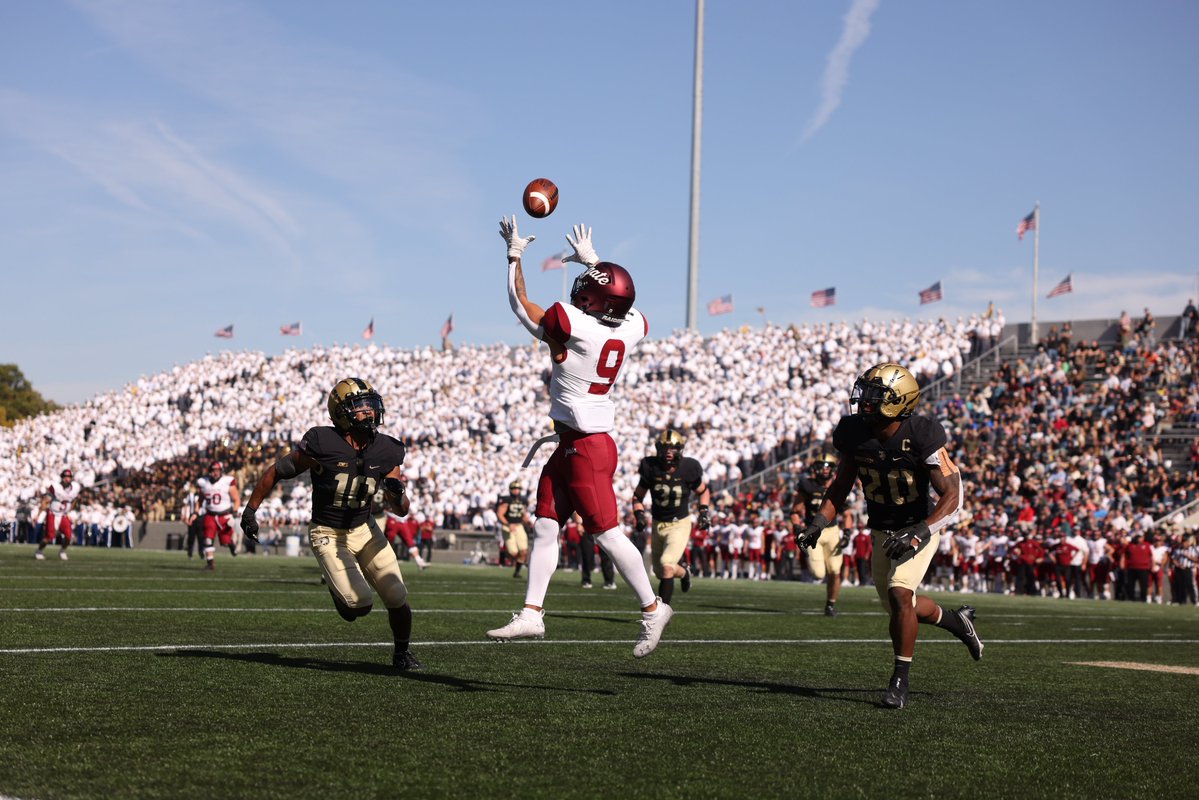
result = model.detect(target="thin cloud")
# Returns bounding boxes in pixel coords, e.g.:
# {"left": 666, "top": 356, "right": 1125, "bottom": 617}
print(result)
{"left": 801, "top": 0, "right": 881, "bottom": 143}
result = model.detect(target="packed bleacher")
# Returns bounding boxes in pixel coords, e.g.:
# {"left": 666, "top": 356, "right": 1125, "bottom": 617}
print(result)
{"left": 3, "top": 304, "right": 1197, "bottom": 602}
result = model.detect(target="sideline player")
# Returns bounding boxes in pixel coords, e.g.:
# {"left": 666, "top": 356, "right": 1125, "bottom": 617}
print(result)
{"left": 239, "top": 377, "right": 423, "bottom": 671}
{"left": 497, "top": 480, "right": 532, "bottom": 578}
{"left": 35, "top": 468, "right": 81, "bottom": 561}
{"left": 486, "top": 217, "right": 672, "bottom": 657}
{"left": 791, "top": 454, "right": 848, "bottom": 616}
{"left": 799, "top": 362, "right": 983, "bottom": 709}
{"left": 197, "top": 460, "right": 240, "bottom": 570}
{"left": 631, "top": 429, "right": 712, "bottom": 605}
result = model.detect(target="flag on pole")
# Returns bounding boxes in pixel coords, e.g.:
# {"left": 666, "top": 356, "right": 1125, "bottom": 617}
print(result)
{"left": 1017, "top": 209, "right": 1037, "bottom": 240}
{"left": 810, "top": 287, "right": 836, "bottom": 308}
{"left": 918, "top": 281, "right": 943, "bottom": 305}
{"left": 214, "top": 324, "right": 234, "bottom": 339}
{"left": 541, "top": 250, "right": 569, "bottom": 271}
{"left": 280, "top": 322, "right": 302, "bottom": 336}
{"left": 439, "top": 313, "right": 454, "bottom": 339}
{"left": 363, "top": 318, "right": 375, "bottom": 340}
{"left": 707, "top": 294, "right": 734, "bottom": 315}
{"left": 1046, "top": 274, "right": 1073, "bottom": 298}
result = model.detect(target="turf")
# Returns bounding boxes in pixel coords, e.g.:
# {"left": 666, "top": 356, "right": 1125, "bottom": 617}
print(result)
{"left": 2, "top": 544, "right": 1197, "bottom": 799}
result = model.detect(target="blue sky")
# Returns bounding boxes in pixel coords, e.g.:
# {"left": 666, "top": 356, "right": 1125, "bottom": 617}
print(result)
{"left": 2, "top": 0, "right": 1197, "bottom": 404}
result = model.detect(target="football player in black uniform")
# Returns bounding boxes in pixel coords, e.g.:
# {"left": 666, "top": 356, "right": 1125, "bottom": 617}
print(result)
{"left": 239, "top": 378, "right": 423, "bottom": 671}
{"left": 799, "top": 363, "right": 982, "bottom": 709}
{"left": 631, "top": 429, "right": 711, "bottom": 604}
{"left": 497, "top": 480, "right": 532, "bottom": 578}
{"left": 791, "top": 454, "right": 849, "bottom": 616}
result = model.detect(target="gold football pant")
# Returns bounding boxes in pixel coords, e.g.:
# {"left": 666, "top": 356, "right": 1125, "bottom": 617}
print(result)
{"left": 309, "top": 518, "right": 408, "bottom": 610}
{"left": 651, "top": 517, "right": 692, "bottom": 578}
{"left": 504, "top": 522, "right": 529, "bottom": 556}
{"left": 806, "top": 525, "right": 843, "bottom": 580}
{"left": 870, "top": 529, "right": 941, "bottom": 607}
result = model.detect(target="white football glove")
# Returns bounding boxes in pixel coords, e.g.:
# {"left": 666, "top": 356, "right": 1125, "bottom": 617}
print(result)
{"left": 499, "top": 215, "right": 535, "bottom": 262}
{"left": 563, "top": 224, "right": 599, "bottom": 267}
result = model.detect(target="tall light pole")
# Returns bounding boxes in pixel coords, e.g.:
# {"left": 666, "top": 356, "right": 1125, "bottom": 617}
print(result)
{"left": 685, "top": 0, "right": 705, "bottom": 330}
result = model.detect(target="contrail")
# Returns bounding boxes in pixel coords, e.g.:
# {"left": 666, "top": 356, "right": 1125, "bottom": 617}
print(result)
{"left": 802, "top": 0, "right": 881, "bottom": 143}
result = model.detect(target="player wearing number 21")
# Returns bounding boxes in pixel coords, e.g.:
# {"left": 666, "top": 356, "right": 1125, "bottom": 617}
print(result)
{"left": 488, "top": 216, "right": 674, "bottom": 658}
{"left": 799, "top": 363, "right": 983, "bottom": 709}
{"left": 239, "top": 378, "right": 423, "bottom": 671}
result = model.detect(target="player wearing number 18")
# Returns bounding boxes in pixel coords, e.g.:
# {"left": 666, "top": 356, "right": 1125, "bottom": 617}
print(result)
{"left": 801, "top": 362, "right": 983, "bottom": 709}
{"left": 489, "top": 216, "right": 673, "bottom": 658}
{"left": 239, "top": 377, "right": 423, "bottom": 671}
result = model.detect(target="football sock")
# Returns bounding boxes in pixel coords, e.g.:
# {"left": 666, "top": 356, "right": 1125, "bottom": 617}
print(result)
{"left": 933, "top": 606, "right": 967, "bottom": 636}
{"left": 513, "top": 563, "right": 523, "bottom": 577}
{"left": 892, "top": 656, "right": 912, "bottom": 682}
{"left": 388, "top": 604, "right": 413, "bottom": 654}
{"left": 523, "top": 517, "right": 561, "bottom": 607}
{"left": 659, "top": 578, "right": 675, "bottom": 604}
{"left": 595, "top": 529, "right": 656, "bottom": 607}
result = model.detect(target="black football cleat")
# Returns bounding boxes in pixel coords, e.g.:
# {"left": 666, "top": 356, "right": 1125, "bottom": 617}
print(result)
{"left": 680, "top": 564, "right": 692, "bottom": 594}
{"left": 392, "top": 650, "right": 424, "bottom": 671}
{"left": 881, "top": 674, "right": 909, "bottom": 709}
{"left": 953, "top": 605, "right": 984, "bottom": 661}
{"left": 825, "top": 602, "right": 838, "bottom": 617}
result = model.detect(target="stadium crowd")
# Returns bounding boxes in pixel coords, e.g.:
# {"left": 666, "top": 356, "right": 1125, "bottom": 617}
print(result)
{"left": 2, "top": 303, "right": 1197, "bottom": 602}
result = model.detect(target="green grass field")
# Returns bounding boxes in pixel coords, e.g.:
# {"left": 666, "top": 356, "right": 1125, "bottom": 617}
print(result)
{"left": 2, "top": 544, "right": 1198, "bottom": 799}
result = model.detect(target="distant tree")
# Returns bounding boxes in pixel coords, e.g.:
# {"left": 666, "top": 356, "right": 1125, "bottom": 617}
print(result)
{"left": 0, "top": 364, "right": 58, "bottom": 426}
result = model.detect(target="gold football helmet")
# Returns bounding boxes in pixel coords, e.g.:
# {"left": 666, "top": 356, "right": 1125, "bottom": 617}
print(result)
{"left": 655, "top": 428, "right": 686, "bottom": 464}
{"left": 810, "top": 453, "right": 838, "bottom": 481}
{"left": 850, "top": 362, "right": 920, "bottom": 422}
{"left": 509, "top": 480, "right": 523, "bottom": 494}
{"left": 328, "top": 377, "right": 385, "bottom": 436}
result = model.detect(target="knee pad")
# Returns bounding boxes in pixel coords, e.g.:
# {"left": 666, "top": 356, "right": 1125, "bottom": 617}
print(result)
{"left": 328, "top": 585, "right": 373, "bottom": 621}
{"left": 378, "top": 580, "right": 409, "bottom": 609}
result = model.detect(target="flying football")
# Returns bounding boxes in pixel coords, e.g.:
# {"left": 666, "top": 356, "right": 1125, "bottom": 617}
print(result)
{"left": 522, "top": 178, "right": 559, "bottom": 218}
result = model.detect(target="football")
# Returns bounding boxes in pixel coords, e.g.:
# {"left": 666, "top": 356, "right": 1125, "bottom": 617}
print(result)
{"left": 522, "top": 178, "right": 559, "bottom": 218}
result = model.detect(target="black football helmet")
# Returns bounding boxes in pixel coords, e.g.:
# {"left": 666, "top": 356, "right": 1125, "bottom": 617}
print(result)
{"left": 850, "top": 362, "right": 920, "bottom": 424}
{"left": 328, "top": 377, "right": 385, "bottom": 438}
{"left": 655, "top": 429, "right": 685, "bottom": 465}
{"left": 570, "top": 262, "right": 635, "bottom": 327}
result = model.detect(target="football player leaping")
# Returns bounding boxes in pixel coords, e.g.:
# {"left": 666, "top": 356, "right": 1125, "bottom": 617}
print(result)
{"left": 798, "top": 363, "right": 983, "bottom": 709}
{"left": 631, "top": 429, "right": 712, "bottom": 605}
{"left": 487, "top": 217, "right": 673, "bottom": 658}
{"left": 239, "top": 378, "right": 423, "bottom": 671}
{"left": 791, "top": 454, "right": 848, "bottom": 616}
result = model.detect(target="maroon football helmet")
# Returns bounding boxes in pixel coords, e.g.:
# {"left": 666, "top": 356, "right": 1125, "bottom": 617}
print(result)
{"left": 570, "top": 262, "right": 636, "bottom": 327}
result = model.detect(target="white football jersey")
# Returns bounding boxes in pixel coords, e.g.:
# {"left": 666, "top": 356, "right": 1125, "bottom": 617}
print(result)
{"left": 197, "top": 475, "right": 237, "bottom": 514}
{"left": 540, "top": 301, "right": 648, "bottom": 434}
{"left": 47, "top": 481, "right": 81, "bottom": 516}
{"left": 746, "top": 525, "right": 764, "bottom": 550}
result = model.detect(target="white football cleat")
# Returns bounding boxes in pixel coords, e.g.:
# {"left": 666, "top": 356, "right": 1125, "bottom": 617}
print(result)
{"left": 633, "top": 599, "right": 674, "bottom": 658}
{"left": 59, "top": 551, "right": 69, "bottom": 561}
{"left": 486, "top": 607, "right": 545, "bottom": 641}
{"left": 34, "top": 551, "right": 46, "bottom": 560}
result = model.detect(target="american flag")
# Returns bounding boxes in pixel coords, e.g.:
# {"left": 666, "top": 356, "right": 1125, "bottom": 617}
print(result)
{"left": 1017, "top": 209, "right": 1037, "bottom": 240}
{"left": 439, "top": 313, "right": 454, "bottom": 339}
{"left": 810, "top": 287, "right": 836, "bottom": 308}
{"left": 280, "top": 322, "right": 302, "bottom": 336}
{"left": 707, "top": 294, "right": 734, "bottom": 315}
{"left": 1046, "top": 274, "right": 1073, "bottom": 298}
{"left": 541, "top": 250, "right": 568, "bottom": 271}
{"left": 213, "top": 324, "right": 234, "bottom": 339}
{"left": 362, "top": 318, "right": 374, "bottom": 340}
{"left": 918, "top": 281, "right": 943, "bottom": 305}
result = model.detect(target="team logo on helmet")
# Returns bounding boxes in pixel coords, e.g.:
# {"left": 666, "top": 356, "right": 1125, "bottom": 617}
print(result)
{"left": 850, "top": 362, "right": 921, "bottom": 422}
{"left": 328, "top": 377, "right": 386, "bottom": 438}
{"left": 570, "top": 262, "right": 635, "bottom": 327}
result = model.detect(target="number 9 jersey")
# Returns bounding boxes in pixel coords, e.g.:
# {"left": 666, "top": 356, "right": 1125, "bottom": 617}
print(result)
{"left": 298, "top": 426, "right": 407, "bottom": 529}
{"left": 831, "top": 413, "right": 951, "bottom": 531}
{"left": 539, "top": 301, "right": 648, "bottom": 434}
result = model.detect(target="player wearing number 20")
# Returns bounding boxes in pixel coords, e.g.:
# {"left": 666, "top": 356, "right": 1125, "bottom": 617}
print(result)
{"left": 488, "top": 217, "right": 673, "bottom": 658}
{"left": 239, "top": 377, "right": 423, "bottom": 671}
{"left": 800, "top": 362, "right": 983, "bottom": 709}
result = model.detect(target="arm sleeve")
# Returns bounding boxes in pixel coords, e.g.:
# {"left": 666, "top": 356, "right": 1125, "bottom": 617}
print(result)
{"left": 508, "top": 262, "right": 541, "bottom": 337}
